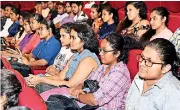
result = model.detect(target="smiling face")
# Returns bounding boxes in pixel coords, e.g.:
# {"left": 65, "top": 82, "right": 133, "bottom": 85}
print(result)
{"left": 138, "top": 46, "right": 165, "bottom": 80}
{"left": 127, "top": 4, "right": 139, "bottom": 21}
{"left": 99, "top": 39, "right": 119, "bottom": 65}
{"left": 70, "top": 29, "right": 84, "bottom": 51}
{"left": 90, "top": 8, "right": 99, "bottom": 20}
{"left": 60, "top": 28, "right": 72, "bottom": 47}
{"left": 150, "top": 11, "right": 165, "bottom": 30}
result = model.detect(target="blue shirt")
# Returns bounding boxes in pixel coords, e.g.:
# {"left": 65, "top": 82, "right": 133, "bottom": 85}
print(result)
{"left": 32, "top": 36, "right": 61, "bottom": 65}
{"left": 125, "top": 72, "right": 180, "bottom": 110}
{"left": 8, "top": 20, "right": 20, "bottom": 37}
{"left": 99, "top": 22, "right": 116, "bottom": 39}
{"left": 65, "top": 49, "right": 101, "bottom": 79}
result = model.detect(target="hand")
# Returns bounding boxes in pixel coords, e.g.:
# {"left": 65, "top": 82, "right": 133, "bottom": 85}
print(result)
{"left": 46, "top": 65, "right": 59, "bottom": 75}
{"left": 22, "top": 56, "right": 29, "bottom": 65}
{"left": 94, "top": 18, "right": 103, "bottom": 28}
{"left": 71, "top": 88, "right": 85, "bottom": 99}
{"left": 26, "top": 74, "right": 42, "bottom": 87}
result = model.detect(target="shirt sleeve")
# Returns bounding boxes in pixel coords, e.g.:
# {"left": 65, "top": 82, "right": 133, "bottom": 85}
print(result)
{"left": 93, "top": 68, "right": 130, "bottom": 106}
{"left": 41, "top": 41, "right": 61, "bottom": 63}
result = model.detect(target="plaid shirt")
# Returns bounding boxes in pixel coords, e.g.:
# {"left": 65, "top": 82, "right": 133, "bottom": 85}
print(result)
{"left": 169, "top": 28, "right": 180, "bottom": 57}
{"left": 88, "top": 61, "right": 131, "bottom": 110}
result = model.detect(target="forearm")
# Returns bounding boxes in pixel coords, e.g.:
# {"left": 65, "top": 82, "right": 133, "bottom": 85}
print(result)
{"left": 41, "top": 76, "right": 68, "bottom": 87}
{"left": 28, "top": 59, "right": 48, "bottom": 66}
{"left": 78, "top": 93, "right": 97, "bottom": 106}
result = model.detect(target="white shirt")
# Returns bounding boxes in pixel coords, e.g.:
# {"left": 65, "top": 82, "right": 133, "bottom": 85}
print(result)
{"left": 53, "top": 13, "right": 68, "bottom": 24}
{"left": 74, "top": 11, "right": 88, "bottom": 22}
{"left": 150, "top": 27, "right": 173, "bottom": 41}
{"left": 53, "top": 47, "right": 74, "bottom": 71}
{"left": 42, "top": 8, "right": 50, "bottom": 18}
{"left": 0, "top": 18, "right": 13, "bottom": 37}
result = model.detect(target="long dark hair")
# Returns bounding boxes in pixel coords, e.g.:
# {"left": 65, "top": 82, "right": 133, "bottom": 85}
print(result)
{"left": 146, "top": 38, "right": 179, "bottom": 79}
{"left": 116, "top": 1, "right": 147, "bottom": 34}
{"left": 71, "top": 22, "right": 99, "bottom": 55}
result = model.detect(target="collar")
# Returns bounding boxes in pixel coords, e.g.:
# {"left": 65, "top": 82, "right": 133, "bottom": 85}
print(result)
{"left": 134, "top": 71, "right": 174, "bottom": 93}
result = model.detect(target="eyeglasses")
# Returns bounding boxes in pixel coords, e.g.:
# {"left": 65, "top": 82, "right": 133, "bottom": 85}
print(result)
{"left": 136, "top": 54, "right": 164, "bottom": 67}
{"left": 39, "top": 27, "right": 47, "bottom": 31}
{"left": 99, "top": 48, "right": 115, "bottom": 54}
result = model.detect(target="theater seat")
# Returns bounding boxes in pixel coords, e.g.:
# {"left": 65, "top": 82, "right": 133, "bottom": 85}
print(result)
{"left": 8, "top": 69, "right": 47, "bottom": 110}
{"left": 1, "top": 56, "right": 12, "bottom": 69}
{"left": 127, "top": 49, "right": 142, "bottom": 81}
{"left": 83, "top": 8, "right": 91, "bottom": 19}
{"left": 30, "top": 66, "right": 47, "bottom": 75}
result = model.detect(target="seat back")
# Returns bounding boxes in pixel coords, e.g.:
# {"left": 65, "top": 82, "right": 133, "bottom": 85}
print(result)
{"left": 1, "top": 57, "right": 12, "bottom": 69}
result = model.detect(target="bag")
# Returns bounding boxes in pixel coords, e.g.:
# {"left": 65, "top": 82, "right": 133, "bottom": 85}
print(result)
{"left": 9, "top": 59, "right": 31, "bottom": 77}
{"left": 83, "top": 80, "right": 100, "bottom": 93}
{"left": 46, "top": 95, "right": 80, "bottom": 110}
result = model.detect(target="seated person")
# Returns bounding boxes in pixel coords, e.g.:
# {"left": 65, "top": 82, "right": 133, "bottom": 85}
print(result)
{"left": 70, "top": 33, "right": 131, "bottom": 109}
{"left": 169, "top": 27, "right": 180, "bottom": 57}
{"left": 0, "top": 69, "right": 22, "bottom": 110}
{"left": 116, "top": 1, "right": 150, "bottom": 40}
{"left": 0, "top": 3, "right": 13, "bottom": 37}
{"left": 21, "top": 13, "right": 43, "bottom": 54}
{"left": 149, "top": 7, "right": 173, "bottom": 41}
{"left": 98, "top": 5, "right": 118, "bottom": 39}
{"left": 26, "top": 22, "right": 101, "bottom": 94}
{"left": 46, "top": 23, "right": 74, "bottom": 76}
{"left": 21, "top": 19, "right": 61, "bottom": 73}
{"left": 125, "top": 38, "right": 180, "bottom": 110}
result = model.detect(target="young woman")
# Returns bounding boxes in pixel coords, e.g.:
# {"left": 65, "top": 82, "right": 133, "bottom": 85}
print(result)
{"left": 90, "top": 4, "right": 103, "bottom": 35}
{"left": 21, "top": 13, "right": 43, "bottom": 54}
{"left": 21, "top": 19, "right": 61, "bottom": 71}
{"left": 125, "top": 38, "right": 180, "bottom": 110}
{"left": 140, "top": 7, "right": 173, "bottom": 47}
{"left": 26, "top": 22, "right": 101, "bottom": 94}
{"left": 7, "top": 6, "right": 20, "bottom": 38}
{"left": 98, "top": 5, "right": 118, "bottom": 39}
{"left": 45, "top": 23, "right": 74, "bottom": 76}
{"left": 116, "top": 1, "right": 150, "bottom": 39}
{"left": 70, "top": 33, "right": 131, "bottom": 109}
{"left": 149, "top": 7, "right": 172, "bottom": 41}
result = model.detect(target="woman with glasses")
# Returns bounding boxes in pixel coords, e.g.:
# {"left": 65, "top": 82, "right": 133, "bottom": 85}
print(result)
{"left": 125, "top": 38, "right": 180, "bottom": 110}
{"left": 69, "top": 33, "right": 131, "bottom": 109}
{"left": 21, "top": 19, "right": 61, "bottom": 77}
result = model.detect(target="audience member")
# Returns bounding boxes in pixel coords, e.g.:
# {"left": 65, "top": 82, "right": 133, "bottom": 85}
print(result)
{"left": 41, "top": 1, "right": 50, "bottom": 18}
{"left": 0, "top": 69, "right": 22, "bottom": 110}
{"left": 125, "top": 38, "right": 180, "bottom": 110}
{"left": 47, "top": 1, "right": 58, "bottom": 21}
{"left": 71, "top": 1, "right": 88, "bottom": 22}
{"left": 116, "top": 1, "right": 149, "bottom": 39}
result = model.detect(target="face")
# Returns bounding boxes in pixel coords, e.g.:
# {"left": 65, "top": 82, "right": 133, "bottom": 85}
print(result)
{"left": 138, "top": 46, "right": 165, "bottom": 80}
{"left": 9, "top": 10, "right": 19, "bottom": 22}
{"left": 5, "top": 7, "right": 11, "bottom": 17}
{"left": 99, "top": 39, "right": 119, "bottom": 65}
{"left": 30, "top": 19, "right": 40, "bottom": 31}
{"left": 71, "top": 3, "right": 80, "bottom": 15}
{"left": 150, "top": 11, "right": 165, "bottom": 30}
{"left": 41, "top": 2, "right": 48, "bottom": 9}
{"left": 57, "top": 5, "right": 65, "bottom": 15}
{"left": 70, "top": 29, "right": 84, "bottom": 51}
{"left": 102, "top": 9, "right": 112, "bottom": 22}
{"left": 48, "top": 1, "right": 54, "bottom": 10}
{"left": 60, "top": 28, "right": 72, "bottom": 47}
{"left": 127, "top": 4, "right": 139, "bottom": 21}
{"left": 65, "top": 2, "right": 72, "bottom": 13}
{"left": 90, "top": 8, "right": 99, "bottom": 20}
{"left": 23, "top": 20, "right": 31, "bottom": 33}
{"left": 0, "top": 8, "right": 5, "bottom": 17}
{"left": 39, "top": 24, "right": 49, "bottom": 39}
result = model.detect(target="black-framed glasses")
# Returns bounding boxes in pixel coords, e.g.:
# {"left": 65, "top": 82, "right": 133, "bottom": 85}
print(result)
{"left": 99, "top": 48, "right": 115, "bottom": 54}
{"left": 136, "top": 54, "right": 164, "bottom": 67}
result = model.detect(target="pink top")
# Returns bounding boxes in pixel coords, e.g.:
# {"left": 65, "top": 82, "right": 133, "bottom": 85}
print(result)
{"left": 150, "top": 27, "right": 173, "bottom": 41}
{"left": 22, "top": 33, "right": 40, "bottom": 54}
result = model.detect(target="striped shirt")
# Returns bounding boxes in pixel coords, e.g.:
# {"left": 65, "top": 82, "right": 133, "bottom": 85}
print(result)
{"left": 88, "top": 61, "right": 131, "bottom": 110}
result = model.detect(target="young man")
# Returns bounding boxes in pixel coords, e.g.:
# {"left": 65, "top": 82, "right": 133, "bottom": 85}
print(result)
{"left": 71, "top": 1, "right": 88, "bottom": 22}
{"left": 0, "top": 4, "right": 13, "bottom": 37}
